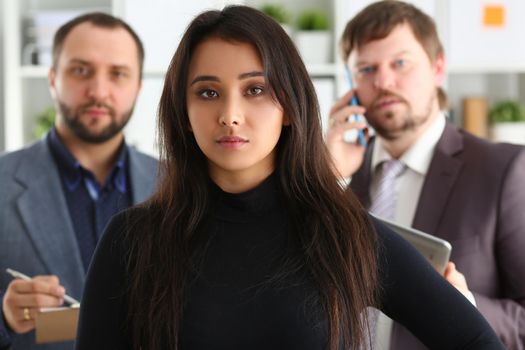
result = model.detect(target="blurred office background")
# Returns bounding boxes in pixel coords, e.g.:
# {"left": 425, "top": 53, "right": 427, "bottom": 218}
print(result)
{"left": 2, "top": 0, "right": 525, "bottom": 156}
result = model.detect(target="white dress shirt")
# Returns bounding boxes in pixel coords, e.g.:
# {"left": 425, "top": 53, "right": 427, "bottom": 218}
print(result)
{"left": 370, "top": 114, "right": 446, "bottom": 227}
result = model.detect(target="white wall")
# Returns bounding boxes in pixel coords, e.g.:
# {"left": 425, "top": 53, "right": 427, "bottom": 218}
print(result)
{"left": 0, "top": 2, "right": 4, "bottom": 151}
{"left": 4, "top": 0, "right": 525, "bottom": 153}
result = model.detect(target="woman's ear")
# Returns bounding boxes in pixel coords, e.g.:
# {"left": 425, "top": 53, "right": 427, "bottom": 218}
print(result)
{"left": 283, "top": 115, "right": 291, "bottom": 126}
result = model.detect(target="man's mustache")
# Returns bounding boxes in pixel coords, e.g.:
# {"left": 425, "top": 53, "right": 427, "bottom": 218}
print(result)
{"left": 78, "top": 101, "right": 116, "bottom": 116}
{"left": 370, "top": 90, "right": 408, "bottom": 110}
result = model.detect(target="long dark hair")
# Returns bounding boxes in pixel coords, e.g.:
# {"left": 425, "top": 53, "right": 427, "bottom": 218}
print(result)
{"left": 125, "top": 5, "right": 378, "bottom": 349}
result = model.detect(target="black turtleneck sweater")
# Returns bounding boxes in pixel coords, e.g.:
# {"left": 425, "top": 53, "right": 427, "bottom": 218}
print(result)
{"left": 76, "top": 174, "right": 504, "bottom": 349}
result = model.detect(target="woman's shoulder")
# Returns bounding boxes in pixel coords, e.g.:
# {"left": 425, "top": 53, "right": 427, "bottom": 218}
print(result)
{"left": 101, "top": 204, "right": 156, "bottom": 249}
{"left": 106, "top": 205, "right": 149, "bottom": 231}
{"left": 368, "top": 215, "right": 413, "bottom": 252}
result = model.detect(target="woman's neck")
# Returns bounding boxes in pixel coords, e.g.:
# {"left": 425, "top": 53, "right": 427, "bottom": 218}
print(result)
{"left": 209, "top": 164, "right": 275, "bottom": 194}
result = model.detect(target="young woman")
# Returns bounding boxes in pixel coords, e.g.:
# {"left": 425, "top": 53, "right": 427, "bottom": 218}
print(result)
{"left": 76, "top": 6, "right": 504, "bottom": 350}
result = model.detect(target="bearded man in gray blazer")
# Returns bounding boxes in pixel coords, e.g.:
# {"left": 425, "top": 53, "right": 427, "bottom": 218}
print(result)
{"left": 327, "top": 1, "right": 525, "bottom": 349}
{"left": 0, "top": 13, "right": 157, "bottom": 349}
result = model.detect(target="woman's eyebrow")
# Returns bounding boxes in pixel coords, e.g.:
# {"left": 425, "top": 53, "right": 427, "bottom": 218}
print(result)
{"left": 238, "top": 71, "right": 264, "bottom": 79}
{"left": 190, "top": 75, "right": 220, "bottom": 85}
{"left": 190, "top": 71, "right": 264, "bottom": 86}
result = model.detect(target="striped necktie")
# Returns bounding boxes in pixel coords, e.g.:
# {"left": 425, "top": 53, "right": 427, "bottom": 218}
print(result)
{"left": 367, "top": 159, "right": 406, "bottom": 350}
{"left": 369, "top": 159, "right": 406, "bottom": 220}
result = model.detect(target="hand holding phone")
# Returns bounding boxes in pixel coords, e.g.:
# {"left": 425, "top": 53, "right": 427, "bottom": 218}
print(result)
{"left": 344, "top": 66, "right": 367, "bottom": 147}
{"left": 326, "top": 89, "right": 367, "bottom": 178}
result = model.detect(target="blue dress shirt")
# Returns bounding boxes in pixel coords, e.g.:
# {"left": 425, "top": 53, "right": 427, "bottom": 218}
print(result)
{"left": 47, "top": 128, "right": 132, "bottom": 270}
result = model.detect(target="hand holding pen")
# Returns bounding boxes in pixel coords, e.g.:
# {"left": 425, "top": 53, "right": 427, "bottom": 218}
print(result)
{"left": 3, "top": 268, "right": 77, "bottom": 334}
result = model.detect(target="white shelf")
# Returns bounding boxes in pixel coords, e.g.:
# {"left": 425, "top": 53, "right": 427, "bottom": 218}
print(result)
{"left": 20, "top": 65, "right": 168, "bottom": 78}
{"left": 306, "top": 63, "right": 338, "bottom": 77}
{"left": 142, "top": 68, "right": 167, "bottom": 77}
{"left": 18, "top": 64, "right": 339, "bottom": 80}
{"left": 448, "top": 65, "right": 525, "bottom": 74}
{"left": 19, "top": 64, "right": 336, "bottom": 78}
{"left": 20, "top": 65, "right": 48, "bottom": 78}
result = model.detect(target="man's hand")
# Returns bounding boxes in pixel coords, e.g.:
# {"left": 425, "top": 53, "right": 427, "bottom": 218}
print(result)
{"left": 326, "top": 90, "right": 368, "bottom": 179}
{"left": 2, "top": 275, "right": 65, "bottom": 334}
{"left": 444, "top": 262, "right": 476, "bottom": 306}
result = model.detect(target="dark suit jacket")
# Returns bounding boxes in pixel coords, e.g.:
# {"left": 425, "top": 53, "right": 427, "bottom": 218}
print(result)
{"left": 0, "top": 138, "right": 158, "bottom": 350}
{"left": 350, "top": 122, "right": 525, "bottom": 349}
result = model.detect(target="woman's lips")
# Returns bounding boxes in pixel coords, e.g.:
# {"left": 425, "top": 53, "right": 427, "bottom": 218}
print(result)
{"left": 216, "top": 136, "right": 249, "bottom": 149}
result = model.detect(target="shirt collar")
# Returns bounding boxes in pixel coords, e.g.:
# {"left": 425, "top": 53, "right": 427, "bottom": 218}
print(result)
{"left": 47, "top": 127, "right": 129, "bottom": 194}
{"left": 372, "top": 113, "right": 446, "bottom": 176}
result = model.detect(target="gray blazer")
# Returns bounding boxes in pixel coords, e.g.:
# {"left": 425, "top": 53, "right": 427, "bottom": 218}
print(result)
{"left": 0, "top": 138, "right": 158, "bottom": 350}
{"left": 350, "top": 122, "right": 525, "bottom": 350}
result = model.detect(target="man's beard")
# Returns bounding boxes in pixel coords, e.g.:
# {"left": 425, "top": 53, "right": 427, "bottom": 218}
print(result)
{"left": 365, "top": 90, "right": 434, "bottom": 141}
{"left": 57, "top": 99, "right": 133, "bottom": 144}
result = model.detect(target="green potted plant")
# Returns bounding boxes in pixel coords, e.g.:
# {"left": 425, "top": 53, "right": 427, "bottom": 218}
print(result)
{"left": 260, "top": 4, "right": 292, "bottom": 36}
{"left": 33, "top": 106, "right": 56, "bottom": 139}
{"left": 294, "top": 9, "right": 331, "bottom": 64}
{"left": 489, "top": 100, "right": 525, "bottom": 145}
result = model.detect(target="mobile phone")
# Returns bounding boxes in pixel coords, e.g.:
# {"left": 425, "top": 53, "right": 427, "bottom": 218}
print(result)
{"left": 344, "top": 66, "right": 367, "bottom": 147}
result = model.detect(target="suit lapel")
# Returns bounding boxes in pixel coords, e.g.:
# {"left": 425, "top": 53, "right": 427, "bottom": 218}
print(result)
{"left": 128, "top": 147, "right": 157, "bottom": 204}
{"left": 349, "top": 138, "right": 375, "bottom": 208}
{"left": 15, "top": 141, "right": 85, "bottom": 294}
{"left": 412, "top": 123, "right": 463, "bottom": 235}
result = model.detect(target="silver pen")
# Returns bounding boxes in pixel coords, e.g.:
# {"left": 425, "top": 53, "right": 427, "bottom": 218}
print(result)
{"left": 6, "top": 268, "right": 80, "bottom": 305}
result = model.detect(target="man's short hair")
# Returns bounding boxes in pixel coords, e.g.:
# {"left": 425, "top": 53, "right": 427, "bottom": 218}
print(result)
{"left": 341, "top": 1, "right": 443, "bottom": 62}
{"left": 52, "top": 12, "right": 145, "bottom": 77}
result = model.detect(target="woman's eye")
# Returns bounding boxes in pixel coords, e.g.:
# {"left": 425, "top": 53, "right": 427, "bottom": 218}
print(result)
{"left": 246, "top": 86, "right": 264, "bottom": 96}
{"left": 199, "top": 89, "right": 218, "bottom": 99}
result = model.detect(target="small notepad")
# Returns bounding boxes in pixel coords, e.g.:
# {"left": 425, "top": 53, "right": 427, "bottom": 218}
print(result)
{"left": 35, "top": 304, "right": 80, "bottom": 343}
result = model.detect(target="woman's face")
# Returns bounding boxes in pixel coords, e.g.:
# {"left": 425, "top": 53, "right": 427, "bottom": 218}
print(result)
{"left": 186, "top": 37, "right": 287, "bottom": 193}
